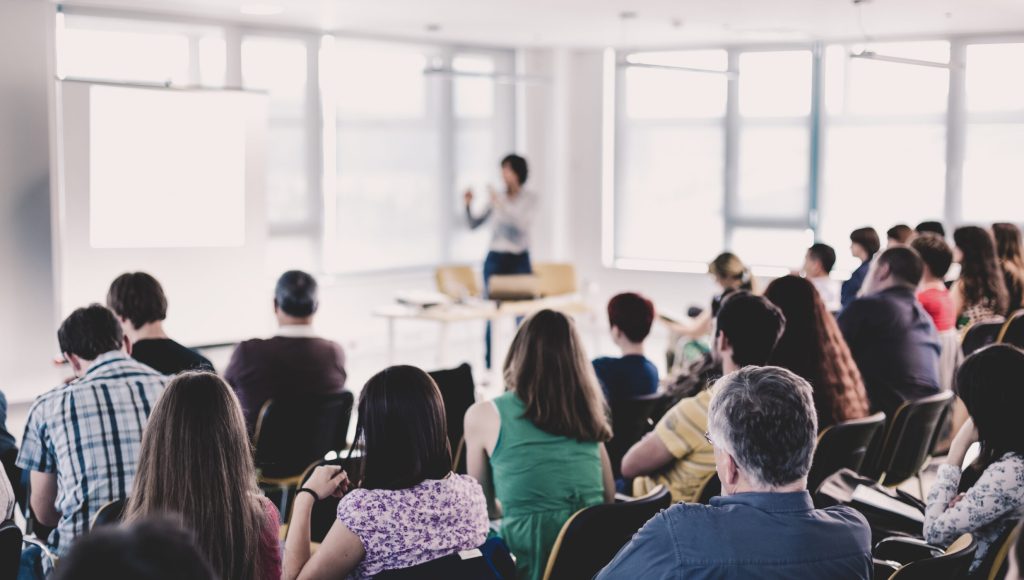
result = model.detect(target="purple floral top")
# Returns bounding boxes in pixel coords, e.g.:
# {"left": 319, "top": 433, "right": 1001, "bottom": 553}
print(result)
{"left": 336, "top": 473, "right": 489, "bottom": 579}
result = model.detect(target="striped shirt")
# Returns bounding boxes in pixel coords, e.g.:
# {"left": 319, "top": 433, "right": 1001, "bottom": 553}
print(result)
{"left": 633, "top": 387, "right": 717, "bottom": 503}
{"left": 16, "top": 351, "right": 167, "bottom": 555}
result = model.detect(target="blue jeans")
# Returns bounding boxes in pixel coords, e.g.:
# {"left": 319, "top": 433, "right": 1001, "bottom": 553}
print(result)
{"left": 482, "top": 250, "right": 532, "bottom": 368}
{"left": 18, "top": 544, "right": 45, "bottom": 580}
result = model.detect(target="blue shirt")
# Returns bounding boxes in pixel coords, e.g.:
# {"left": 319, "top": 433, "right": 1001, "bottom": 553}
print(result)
{"left": 596, "top": 491, "right": 872, "bottom": 580}
{"left": 592, "top": 355, "right": 659, "bottom": 401}
{"left": 841, "top": 260, "right": 871, "bottom": 308}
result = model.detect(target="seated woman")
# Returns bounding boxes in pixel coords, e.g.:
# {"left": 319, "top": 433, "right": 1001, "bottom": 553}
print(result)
{"left": 124, "top": 372, "right": 281, "bottom": 580}
{"left": 465, "top": 309, "right": 615, "bottom": 580}
{"left": 952, "top": 226, "right": 1009, "bottom": 327}
{"left": 283, "top": 365, "right": 489, "bottom": 579}
{"left": 924, "top": 344, "right": 1024, "bottom": 573}
{"left": 764, "top": 275, "right": 870, "bottom": 429}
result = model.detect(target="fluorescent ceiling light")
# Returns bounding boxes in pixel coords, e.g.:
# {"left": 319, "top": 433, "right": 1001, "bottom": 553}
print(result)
{"left": 240, "top": 4, "right": 283, "bottom": 16}
{"left": 849, "top": 50, "right": 952, "bottom": 69}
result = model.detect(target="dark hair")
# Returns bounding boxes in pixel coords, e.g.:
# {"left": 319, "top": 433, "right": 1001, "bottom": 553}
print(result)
{"left": 876, "top": 246, "right": 925, "bottom": 288}
{"left": 916, "top": 221, "right": 946, "bottom": 238}
{"left": 911, "top": 233, "right": 954, "bottom": 279}
{"left": 887, "top": 224, "right": 915, "bottom": 244}
{"left": 807, "top": 243, "right": 837, "bottom": 274}
{"left": 850, "top": 227, "right": 881, "bottom": 259}
{"left": 57, "top": 304, "right": 124, "bottom": 360}
{"left": 274, "top": 270, "right": 318, "bottom": 318}
{"left": 955, "top": 344, "right": 1024, "bottom": 470}
{"left": 607, "top": 292, "right": 655, "bottom": 343}
{"left": 764, "top": 276, "right": 869, "bottom": 428}
{"left": 715, "top": 292, "right": 786, "bottom": 368}
{"left": 106, "top": 272, "right": 169, "bottom": 330}
{"left": 501, "top": 154, "right": 529, "bottom": 185}
{"left": 954, "top": 226, "right": 1009, "bottom": 315}
{"left": 350, "top": 365, "right": 452, "bottom": 490}
{"left": 993, "top": 223, "right": 1024, "bottom": 312}
{"left": 52, "top": 517, "right": 217, "bottom": 580}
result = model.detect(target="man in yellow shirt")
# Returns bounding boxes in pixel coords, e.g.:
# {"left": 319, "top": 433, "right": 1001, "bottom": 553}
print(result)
{"left": 623, "top": 293, "right": 786, "bottom": 502}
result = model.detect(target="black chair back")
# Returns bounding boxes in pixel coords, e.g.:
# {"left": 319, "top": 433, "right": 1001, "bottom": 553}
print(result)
{"left": 873, "top": 391, "right": 954, "bottom": 487}
{"left": 374, "top": 537, "right": 516, "bottom": 580}
{"left": 695, "top": 472, "right": 721, "bottom": 504}
{"left": 962, "top": 318, "right": 1006, "bottom": 356}
{"left": 91, "top": 498, "right": 127, "bottom": 528}
{"left": 607, "top": 393, "right": 670, "bottom": 478}
{"left": 0, "top": 520, "right": 21, "bottom": 580}
{"left": 999, "top": 310, "right": 1024, "bottom": 349}
{"left": 254, "top": 391, "right": 354, "bottom": 479}
{"left": 888, "top": 534, "right": 977, "bottom": 579}
{"left": 429, "top": 364, "right": 476, "bottom": 474}
{"left": 542, "top": 485, "right": 671, "bottom": 580}
{"left": 807, "top": 412, "right": 886, "bottom": 493}
{"left": 293, "top": 453, "right": 364, "bottom": 540}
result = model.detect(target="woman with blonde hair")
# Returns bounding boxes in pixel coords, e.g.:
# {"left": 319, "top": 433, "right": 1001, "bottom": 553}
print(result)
{"left": 124, "top": 372, "right": 281, "bottom": 580}
{"left": 465, "top": 309, "right": 615, "bottom": 580}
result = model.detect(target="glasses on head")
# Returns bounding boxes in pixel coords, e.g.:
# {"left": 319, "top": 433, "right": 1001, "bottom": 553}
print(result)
{"left": 704, "top": 431, "right": 714, "bottom": 447}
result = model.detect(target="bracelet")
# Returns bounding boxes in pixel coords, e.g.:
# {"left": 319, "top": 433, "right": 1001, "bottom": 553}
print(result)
{"left": 296, "top": 488, "right": 320, "bottom": 502}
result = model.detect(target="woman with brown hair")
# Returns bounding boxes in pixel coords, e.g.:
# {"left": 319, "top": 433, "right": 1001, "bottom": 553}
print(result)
{"left": 765, "top": 275, "right": 870, "bottom": 428}
{"left": 465, "top": 309, "right": 615, "bottom": 580}
{"left": 993, "top": 222, "right": 1024, "bottom": 315}
{"left": 952, "top": 226, "right": 1009, "bottom": 327}
{"left": 124, "top": 372, "right": 281, "bottom": 580}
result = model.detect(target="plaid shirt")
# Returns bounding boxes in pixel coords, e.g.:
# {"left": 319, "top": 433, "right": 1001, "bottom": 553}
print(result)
{"left": 17, "top": 351, "right": 167, "bottom": 555}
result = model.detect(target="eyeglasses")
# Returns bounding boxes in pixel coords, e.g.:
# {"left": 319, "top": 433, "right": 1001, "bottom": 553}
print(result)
{"left": 704, "top": 431, "right": 714, "bottom": 447}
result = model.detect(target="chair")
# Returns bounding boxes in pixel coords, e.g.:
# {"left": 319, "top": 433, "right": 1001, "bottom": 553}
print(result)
{"left": 288, "top": 453, "right": 365, "bottom": 539}
{"left": 998, "top": 309, "right": 1024, "bottom": 348}
{"left": 961, "top": 318, "right": 1006, "bottom": 356}
{"left": 254, "top": 391, "right": 355, "bottom": 515}
{"left": 91, "top": 498, "right": 127, "bottom": 528}
{"left": 975, "top": 520, "right": 1019, "bottom": 580}
{"left": 695, "top": 471, "right": 721, "bottom": 504}
{"left": 436, "top": 265, "right": 481, "bottom": 300}
{"left": 865, "top": 391, "right": 954, "bottom": 495}
{"left": 0, "top": 520, "right": 22, "bottom": 580}
{"left": 874, "top": 533, "right": 977, "bottom": 579}
{"left": 542, "top": 485, "right": 671, "bottom": 580}
{"left": 374, "top": 537, "right": 517, "bottom": 580}
{"left": 807, "top": 412, "right": 887, "bottom": 494}
{"left": 533, "top": 263, "right": 578, "bottom": 297}
{"left": 429, "top": 363, "right": 477, "bottom": 474}
{"left": 607, "top": 393, "right": 671, "bottom": 478}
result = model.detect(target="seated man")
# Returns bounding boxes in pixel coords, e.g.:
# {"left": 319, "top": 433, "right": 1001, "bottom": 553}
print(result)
{"left": 225, "top": 270, "right": 347, "bottom": 432}
{"left": 804, "top": 242, "right": 841, "bottom": 312}
{"left": 622, "top": 293, "right": 785, "bottom": 503}
{"left": 598, "top": 366, "right": 872, "bottom": 579}
{"left": 839, "top": 246, "right": 941, "bottom": 418}
{"left": 592, "top": 292, "right": 659, "bottom": 401}
{"left": 107, "top": 272, "right": 214, "bottom": 375}
{"left": 17, "top": 305, "right": 168, "bottom": 564}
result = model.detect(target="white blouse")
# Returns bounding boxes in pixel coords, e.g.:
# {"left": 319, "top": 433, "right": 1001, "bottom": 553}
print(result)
{"left": 466, "top": 190, "right": 538, "bottom": 254}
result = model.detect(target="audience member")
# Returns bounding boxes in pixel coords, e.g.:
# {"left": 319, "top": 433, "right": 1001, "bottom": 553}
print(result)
{"left": 842, "top": 227, "right": 881, "bottom": 308}
{"left": 912, "top": 233, "right": 956, "bottom": 332}
{"left": 0, "top": 390, "right": 23, "bottom": 510}
{"left": 952, "top": 226, "right": 1009, "bottom": 327}
{"left": 803, "top": 243, "right": 841, "bottom": 311}
{"left": 597, "top": 366, "right": 872, "bottom": 579}
{"left": 622, "top": 293, "right": 785, "bottom": 502}
{"left": 107, "top": 272, "right": 213, "bottom": 375}
{"left": 225, "top": 270, "right": 347, "bottom": 432}
{"left": 916, "top": 220, "right": 946, "bottom": 238}
{"left": 0, "top": 464, "right": 14, "bottom": 522}
{"left": 764, "top": 276, "right": 869, "bottom": 429}
{"left": 125, "top": 372, "right": 281, "bottom": 580}
{"left": 285, "top": 365, "right": 488, "bottom": 579}
{"left": 593, "top": 292, "right": 659, "bottom": 401}
{"left": 465, "top": 310, "right": 614, "bottom": 580}
{"left": 924, "top": 344, "right": 1024, "bottom": 573}
{"left": 887, "top": 224, "right": 916, "bottom": 246}
{"left": 51, "top": 517, "right": 218, "bottom": 580}
{"left": 17, "top": 305, "right": 168, "bottom": 562}
{"left": 993, "top": 222, "right": 1024, "bottom": 315}
{"left": 664, "top": 252, "right": 754, "bottom": 340}
{"left": 838, "top": 247, "right": 940, "bottom": 418}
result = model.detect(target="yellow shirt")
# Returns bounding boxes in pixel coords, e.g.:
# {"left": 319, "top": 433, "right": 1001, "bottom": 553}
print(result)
{"left": 633, "top": 388, "right": 717, "bottom": 503}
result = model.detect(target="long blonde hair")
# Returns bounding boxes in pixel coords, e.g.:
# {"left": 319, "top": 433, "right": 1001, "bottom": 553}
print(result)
{"left": 503, "top": 310, "right": 612, "bottom": 442}
{"left": 125, "top": 372, "right": 266, "bottom": 580}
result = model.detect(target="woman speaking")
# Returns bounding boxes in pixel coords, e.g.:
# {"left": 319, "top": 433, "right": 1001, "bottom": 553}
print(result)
{"left": 464, "top": 154, "right": 538, "bottom": 369}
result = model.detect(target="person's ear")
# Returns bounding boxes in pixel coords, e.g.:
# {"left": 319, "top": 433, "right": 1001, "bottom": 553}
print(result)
{"left": 876, "top": 262, "right": 892, "bottom": 282}
{"left": 65, "top": 352, "right": 83, "bottom": 375}
{"left": 716, "top": 331, "right": 731, "bottom": 355}
{"left": 273, "top": 298, "right": 280, "bottom": 314}
{"left": 722, "top": 450, "right": 741, "bottom": 488}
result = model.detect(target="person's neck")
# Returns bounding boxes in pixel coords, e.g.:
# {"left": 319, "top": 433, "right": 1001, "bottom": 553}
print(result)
{"left": 618, "top": 341, "right": 645, "bottom": 357}
{"left": 721, "top": 358, "right": 739, "bottom": 375}
{"left": 277, "top": 316, "right": 314, "bottom": 327}
{"left": 507, "top": 184, "right": 521, "bottom": 197}
{"left": 729, "top": 478, "right": 806, "bottom": 495}
{"left": 129, "top": 321, "right": 168, "bottom": 342}
{"left": 920, "top": 275, "right": 946, "bottom": 290}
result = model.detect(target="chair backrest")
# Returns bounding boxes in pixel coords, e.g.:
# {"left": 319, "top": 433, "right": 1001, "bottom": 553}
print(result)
{"left": 890, "top": 533, "right": 977, "bottom": 579}
{"left": 254, "top": 391, "right": 355, "bottom": 479}
{"left": 0, "top": 520, "right": 22, "bottom": 580}
{"left": 998, "top": 309, "right": 1024, "bottom": 348}
{"left": 875, "top": 391, "right": 954, "bottom": 487}
{"left": 295, "top": 454, "right": 363, "bottom": 540}
{"left": 436, "top": 265, "right": 481, "bottom": 299}
{"left": 807, "top": 412, "right": 887, "bottom": 493}
{"left": 543, "top": 485, "right": 671, "bottom": 580}
{"left": 533, "top": 263, "right": 578, "bottom": 297}
{"left": 374, "top": 537, "right": 517, "bottom": 580}
{"left": 429, "top": 364, "right": 476, "bottom": 474}
{"left": 91, "top": 498, "right": 127, "bottom": 528}
{"left": 977, "top": 519, "right": 1020, "bottom": 580}
{"left": 962, "top": 318, "right": 1006, "bottom": 356}
{"left": 607, "top": 393, "right": 670, "bottom": 478}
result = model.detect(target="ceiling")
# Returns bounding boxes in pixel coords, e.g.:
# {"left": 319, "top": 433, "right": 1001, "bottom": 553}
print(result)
{"left": 55, "top": 0, "right": 1024, "bottom": 48}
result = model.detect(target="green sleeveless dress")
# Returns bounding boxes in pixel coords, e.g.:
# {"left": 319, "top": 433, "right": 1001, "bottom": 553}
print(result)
{"left": 490, "top": 392, "right": 605, "bottom": 580}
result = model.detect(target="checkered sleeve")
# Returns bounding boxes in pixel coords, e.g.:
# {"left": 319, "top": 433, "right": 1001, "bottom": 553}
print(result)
{"left": 16, "top": 399, "right": 56, "bottom": 473}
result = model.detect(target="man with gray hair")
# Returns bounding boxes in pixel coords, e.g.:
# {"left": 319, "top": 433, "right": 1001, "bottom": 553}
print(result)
{"left": 597, "top": 366, "right": 871, "bottom": 579}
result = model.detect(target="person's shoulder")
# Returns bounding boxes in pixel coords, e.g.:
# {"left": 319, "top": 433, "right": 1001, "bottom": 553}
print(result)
{"left": 817, "top": 505, "right": 872, "bottom": 546}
